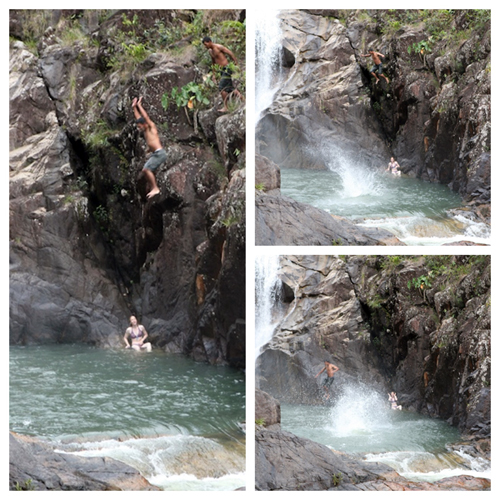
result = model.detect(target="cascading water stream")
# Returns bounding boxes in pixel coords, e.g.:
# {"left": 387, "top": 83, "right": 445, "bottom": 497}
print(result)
{"left": 10, "top": 345, "right": 246, "bottom": 491}
{"left": 255, "top": 10, "right": 283, "bottom": 123}
{"left": 255, "top": 255, "right": 282, "bottom": 359}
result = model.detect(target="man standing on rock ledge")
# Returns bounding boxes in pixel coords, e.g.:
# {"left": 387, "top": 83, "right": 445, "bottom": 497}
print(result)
{"left": 360, "top": 48, "right": 390, "bottom": 85}
{"left": 132, "top": 96, "right": 167, "bottom": 199}
{"left": 315, "top": 361, "right": 340, "bottom": 400}
{"left": 202, "top": 36, "right": 244, "bottom": 113}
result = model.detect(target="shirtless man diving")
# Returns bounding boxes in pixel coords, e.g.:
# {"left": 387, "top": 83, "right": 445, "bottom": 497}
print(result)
{"left": 132, "top": 96, "right": 167, "bottom": 199}
{"left": 360, "top": 48, "right": 390, "bottom": 84}
{"left": 315, "top": 361, "right": 340, "bottom": 400}
{"left": 202, "top": 36, "right": 243, "bottom": 112}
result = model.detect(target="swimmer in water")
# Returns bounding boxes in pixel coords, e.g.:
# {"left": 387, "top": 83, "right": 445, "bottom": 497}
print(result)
{"left": 124, "top": 315, "right": 152, "bottom": 352}
{"left": 388, "top": 391, "right": 402, "bottom": 410}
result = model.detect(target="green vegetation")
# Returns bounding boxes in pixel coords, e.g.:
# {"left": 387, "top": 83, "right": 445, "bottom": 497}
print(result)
{"left": 221, "top": 214, "right": 240, "bottom": 228}
{"left": 15, "top": 479, "right": 35, "bottom": 491}
{"left": 408, "top": 275, "right": 432, "bottom": 291}
{"left": 256, "top": 418, "right": 266, "bottom": 426}
{"left": 383, "top": 9, "right": 490, "bottom": 45}
{"left": 408, "top": 39, "right": 433, "bottom": 56}
{"left": 332, "top": 472, "right": 343, "bottom": 487}
{"left": 380, "top": 255, "right": 402, "bottom": 270}
{"left": 162, "top": 80, "right": 213, "bottom": 111}
{"left": 367, "top": 293, "right": 384, "bottom": 310}
{"left": 81, "top": 119, "right": 115, "bottom": 149}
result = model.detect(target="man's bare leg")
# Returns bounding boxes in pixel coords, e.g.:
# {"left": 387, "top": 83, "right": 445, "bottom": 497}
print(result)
{"left": 142, "top": 169, "right": 160, "bottom": 199}
{"left": 219, "top": 90, "right": 229, "bottom": 112}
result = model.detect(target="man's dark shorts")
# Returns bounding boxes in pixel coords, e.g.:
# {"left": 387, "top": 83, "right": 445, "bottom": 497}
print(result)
{"left": 144, "top": 148, "right": 167, "bottom": 172}
{"left": 219, "top": 67, "right": 235, "bottom": 93}
{"left": 322, "top": 376, "right": 335, "bottom": 388}
{"left": 371, "top": 63, "right": 384, "bottom": 74}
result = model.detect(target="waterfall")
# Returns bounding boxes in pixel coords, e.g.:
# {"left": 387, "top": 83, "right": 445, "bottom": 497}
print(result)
{"left": 255, "top": 255, "right": 282, "bottom": 359}
{"left": 255, "top": 10, "right": 282, "bottom": 122}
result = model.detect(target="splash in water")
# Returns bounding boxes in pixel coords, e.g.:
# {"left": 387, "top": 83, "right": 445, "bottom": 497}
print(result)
{"left": 326, "top": 383, "right": 391, "bottom": 437}
{"left": 322, "top": 144, "right": 385, "bottom": 199}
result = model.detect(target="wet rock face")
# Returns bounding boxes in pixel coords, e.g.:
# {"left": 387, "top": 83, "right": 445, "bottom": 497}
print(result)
{"left": 257, "top": 10, "right": 490, "bottom": 209}
{"left": 9, "top": 433, "right": 159, "bottom": 491}
{"left": 9, "top": 10, "right": 245, "bottom": 367}
{"left": 257, "top": 255, "right": 490, "bottom": 437}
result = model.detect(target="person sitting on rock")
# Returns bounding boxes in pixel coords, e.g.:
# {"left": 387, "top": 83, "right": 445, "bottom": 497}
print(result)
{"left": 360, "top": 48, "right": 390, "bottom": 85}
{"left": 202, "top": 36, "right": 244, "bottom": 113}
{"left": 315, "top": 361, "right": 340, "bottom": 400}
{"left": 386, "top": 157, "right": 401, "bottom": 176}
{"left": 132, "top": 96, "right": 167, "bottom": 199}
{"left": 388, "top": 391, "right": 402, "bottom": 410}
{"left": 123, "top": 315, "right": 152, "bottom": 352}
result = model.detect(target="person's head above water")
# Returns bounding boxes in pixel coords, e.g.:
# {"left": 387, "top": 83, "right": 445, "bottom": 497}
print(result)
{"left": 129, "top": 315, "right": 138, "bottom": 326}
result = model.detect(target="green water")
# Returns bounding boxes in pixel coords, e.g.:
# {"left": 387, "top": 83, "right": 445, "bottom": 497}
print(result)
{"left": 10, "top": 344, "right": 246, "bottom": 490}
{"left": 281, "top": 167, "right": 490, "bottom": 245}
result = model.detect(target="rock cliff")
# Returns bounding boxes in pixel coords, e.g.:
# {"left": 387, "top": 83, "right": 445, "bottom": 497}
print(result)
{"left": 9, "top": 10, "right": 246, "bottom": 368}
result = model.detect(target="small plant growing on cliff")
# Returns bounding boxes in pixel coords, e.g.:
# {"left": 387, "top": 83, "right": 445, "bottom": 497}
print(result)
{"left": 408, "top": 275, "right": 431, "bottom": 292}
{"left": 332, "top": 472, "right": 343, "bottom": 487}
{"left": 256, "top": 418, "right": 266, "bottom": 426}
{"left": 15, "top": 479, "right": 35, "bottom": 491}
{"left": 162, "top": 81, "right": 211, "bottom": 111}
{"left": 408, "top": 39, "right": 433, "bottom": 56}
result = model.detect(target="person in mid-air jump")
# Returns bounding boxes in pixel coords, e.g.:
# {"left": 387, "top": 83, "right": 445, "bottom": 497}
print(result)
{"left": 315, "top": 361, "right": 340, "bottom": 400}
{"left": 132, "top": 96, "right": 167, "bottom": 199}
{"left": 360, "top": 48, "right": 390, "bottom": 84}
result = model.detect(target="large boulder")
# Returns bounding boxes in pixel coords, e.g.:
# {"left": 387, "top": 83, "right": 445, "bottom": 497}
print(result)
{"left": 255, "top": 191, "right": 404, "bottom": 246}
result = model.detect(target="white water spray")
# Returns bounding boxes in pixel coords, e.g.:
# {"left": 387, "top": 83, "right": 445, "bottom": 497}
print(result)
{"left": 321, "top": 144, "right": 385, "bottom": 199}
{"left": 255, "top": 255, "right": 282, "bottom": 359}
{"left": 326, "top": 383, "right": 390, "bottom": 436}
{"left": 255, "top": 10, "right": 283, "bottom": 122}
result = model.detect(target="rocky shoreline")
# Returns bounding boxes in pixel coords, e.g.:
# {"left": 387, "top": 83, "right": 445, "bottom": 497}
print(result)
{"left": 9, "top": 432, "right": 159, "bottom": 491}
